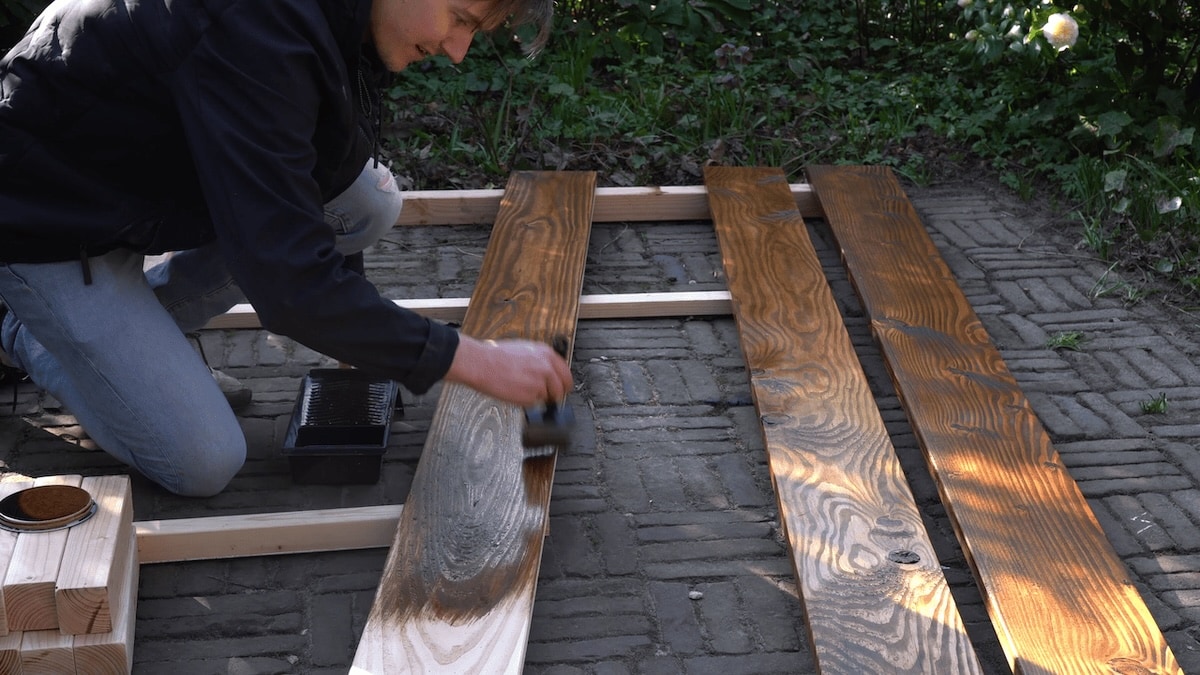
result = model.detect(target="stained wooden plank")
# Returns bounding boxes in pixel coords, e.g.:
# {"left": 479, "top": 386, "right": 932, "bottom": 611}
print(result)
{"left": 351, "top": 171, "right": 595, "bottom": 674}
{"left": 806, "top": 164, "right": 1181, "bottom": 675}
{"left": 704, "top": 166, "right": 981, "bottom": 674}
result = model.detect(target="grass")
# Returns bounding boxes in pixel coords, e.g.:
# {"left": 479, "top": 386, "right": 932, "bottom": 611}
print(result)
{"left": 1046, "top": 331, "right": 1085, "bottom": 351}
{"left": 376, "top": 6, "right": 1199, "bottom": 305}
{"left": 381, "top": 25, "right": 956, "bottom": 189}
{"left": 1141, "top": 393, "right": 1169, "bottom": 415}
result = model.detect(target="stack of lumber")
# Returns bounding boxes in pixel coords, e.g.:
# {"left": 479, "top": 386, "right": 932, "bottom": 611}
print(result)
{"left": 0, "top": 474, "right": 138, "bottom": 674}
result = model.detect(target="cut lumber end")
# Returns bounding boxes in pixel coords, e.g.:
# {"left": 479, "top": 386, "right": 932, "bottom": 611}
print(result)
{"left": 72, "top": 527, "right": 139, "bottom": 675}
{"left": 19, "top": 628, "right": 73, "bottom": 673}
{"left": 3, "top": 583, "right": 58, "bottom": 633}
{"left": 55, "top": 475, "right": 133, "bottom": 635}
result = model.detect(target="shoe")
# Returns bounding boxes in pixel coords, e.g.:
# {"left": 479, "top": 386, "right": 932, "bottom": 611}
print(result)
{"left": 187, "top": 332, "right": 253, "bottom": 411}
{"left": 210, "top": 367, "right": 252, "bottom": 411}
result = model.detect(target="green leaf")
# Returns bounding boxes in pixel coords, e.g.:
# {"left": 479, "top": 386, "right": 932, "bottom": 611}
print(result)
{"left": 1152, "top": 117, "right": 1194, "bottom": 158}
{"left": 1096, "top": 110, "right": 1133, "bottom": 137}
{"left": 1103, "top": 169, "right": 1127, "bottom": 193}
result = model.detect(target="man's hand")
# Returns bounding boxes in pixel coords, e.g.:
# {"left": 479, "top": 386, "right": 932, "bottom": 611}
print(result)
{"left": 444, "top": 334, "right": 574, "bottom": 408}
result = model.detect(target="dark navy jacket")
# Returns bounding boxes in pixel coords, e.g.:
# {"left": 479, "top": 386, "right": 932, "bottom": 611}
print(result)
{"left": 0, "top": 0, "right": 458, "bottom": 393}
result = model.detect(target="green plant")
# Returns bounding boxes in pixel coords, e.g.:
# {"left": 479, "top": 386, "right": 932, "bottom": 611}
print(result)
{"left": 368, "top": 0, "right": 1200, "bottom": 304}
{"left": 563, "top": 0, "right": 754, "bottom": 59}
{"left": 1141, "top": 392, "right": 1169, "bottom": 414}
{"left": 1088, "top": 264, "right": 1150, "bottom": 305}
{"left": 1046, "top": 331, "right": 1085, "bottom": 351}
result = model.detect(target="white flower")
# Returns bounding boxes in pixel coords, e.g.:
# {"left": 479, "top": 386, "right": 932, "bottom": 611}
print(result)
{"left": 1043, "top": 13, "right": 1079, "bottom": 50}
{"left": 957, "top": 0, "right": 973, "bottom": 7}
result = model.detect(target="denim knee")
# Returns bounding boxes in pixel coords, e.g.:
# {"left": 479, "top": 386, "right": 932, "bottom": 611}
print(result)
{"left": 325, "top": 159, "right": 404, "bottom": 255}
{"left": 154, "top": 419, "right": 247, "bottom": 498}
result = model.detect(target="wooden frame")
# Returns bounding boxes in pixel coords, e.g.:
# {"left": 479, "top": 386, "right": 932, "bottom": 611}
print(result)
{"left": 127, "top": 175, "right": 1177, "bottom": 673}
{"left": 150, "top": 185, "right": 775, "bottom": 565}
{"left": 135, "top": 505, "right": 404, "bottom": 564}
{"left": 204, "top": 291, "right": 734, "bottom": 330}
{"left": 394, "top": 183, "right": 820, "bottom": 226}
{"left": 204, "top": 181, "right": 816, "bottom": 331}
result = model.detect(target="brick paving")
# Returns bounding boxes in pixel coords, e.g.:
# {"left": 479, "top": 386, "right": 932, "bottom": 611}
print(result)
{"left": 2, "top": 175, "right": 1200, "bottom": 673}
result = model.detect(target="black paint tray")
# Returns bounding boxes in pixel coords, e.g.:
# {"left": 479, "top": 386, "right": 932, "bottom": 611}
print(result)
{"left": 281, "top": 368, "right": 400, "bottom": 484}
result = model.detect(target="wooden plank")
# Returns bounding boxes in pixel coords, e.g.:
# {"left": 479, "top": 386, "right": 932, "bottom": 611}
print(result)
{"left": 19, "top": 628, "right": 72, "bottom": 674}
{"left": 203, "top": 290, "right": 733, "bottom": 330}
{"left": 2, "top": 475, "right": 81, "bottom": 632}
{"left": 704, "top": 166, "right": 981, "bottom": 674}
{"left": 806, "top": 164, "right": 1181, "bottom": 674}
{"left": 135, "top": 504, "right": 404, "bottom": 564}
{"left": 0, "top": 477, "right": 138, "bottom": 674}
{"left": 395, "top": 183, "right": 821, "bottom": 226}
{"left": 0, "top": 631, "right": 20, "bottom": 673}
{"left": 72, "top": 528, "right": 138, "bottom": 675}
{"left": 0, "top": 479, "right": 35, "bottom": 637}
{"left": 575, "top": 290, "right": 730, "bottom": 319}
{"left": 352, "top": 171, "right": 595, "bottom": 674}
{"left": 55, "top": 475, "right": 132, "bottom": 634}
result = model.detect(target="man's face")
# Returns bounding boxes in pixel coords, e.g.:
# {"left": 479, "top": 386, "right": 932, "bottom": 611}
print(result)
{"left": 370, "top": 0, "right": 500, "bottom": 72}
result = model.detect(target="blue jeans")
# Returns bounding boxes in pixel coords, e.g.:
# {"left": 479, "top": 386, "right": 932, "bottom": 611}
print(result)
{"left": 0, "top": 160, "right": 403, "bottom": 496}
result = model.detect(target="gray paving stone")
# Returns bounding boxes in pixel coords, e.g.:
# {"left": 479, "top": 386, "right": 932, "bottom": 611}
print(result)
{"left": 680, "top": 652, "right": 815, "bottom": 675}
{"left": 696, "top": 581, "right": 753, "bottom": 654}
{"left": 738, "top": 576, "right": 805, "bottom": 652}
{"left": 649, "top": 581, "right": 705, "bottom": 655}
{"left": 4, "top": 177, "right": 1200, "bottom": 672}
{"left": 309, "top": 593, "right": 356, "bottom": 666}
{"left": 524, "top": 635, "right": 656, "bottom": 663}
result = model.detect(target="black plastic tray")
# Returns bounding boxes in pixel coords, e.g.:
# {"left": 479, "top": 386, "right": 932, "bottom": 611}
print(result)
{"left": 281, "top": 368, "right": 400, "bottom": 484}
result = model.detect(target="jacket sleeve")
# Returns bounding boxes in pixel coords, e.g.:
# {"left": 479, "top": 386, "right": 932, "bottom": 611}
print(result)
{"left": 167, "top": 0, "right": 457, "bottom": 394}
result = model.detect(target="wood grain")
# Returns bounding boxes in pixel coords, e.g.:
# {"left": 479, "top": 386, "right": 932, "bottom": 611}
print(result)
{"left": 2, "top": 474, "right": 81, "bottom": 632}
{"left": 0, "top": 479, "right": 35, "bottom": 637}
{"left": 0, "top": 630, "right": 19, "bottom": 673}
{"left": 704, "top": 166, "right": 981, "bottom": 674}
{"left": 19, "top": 627, "right": 72, "bottom": 674}
{"left": 72, "top": 524, "right": 138, "bottom": 675}
{"left": 352, "top": 171, "right": 595, "bottom": 674}
{"left": 15, "top": 531, "right": 138, "bottom": 674}
{"left": 807, "top": 164, "right": 1181, "bottom": 674}
{"left": 56, "top": 474, "right": 132, "bottom": 635}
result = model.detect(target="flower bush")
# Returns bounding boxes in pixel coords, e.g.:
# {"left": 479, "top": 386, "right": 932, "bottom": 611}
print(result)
{"left": 1041, "top": 12, "right": 1078, "bottom": 51}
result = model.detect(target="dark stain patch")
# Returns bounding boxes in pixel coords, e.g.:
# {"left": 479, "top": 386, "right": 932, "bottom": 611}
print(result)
{"left": 377, "top": 389, "right": 553, "bottom": 627}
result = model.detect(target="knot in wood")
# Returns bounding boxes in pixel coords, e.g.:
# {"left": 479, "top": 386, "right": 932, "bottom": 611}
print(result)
{"left": 887, "top": 549, "right": 921, "bottom": 565}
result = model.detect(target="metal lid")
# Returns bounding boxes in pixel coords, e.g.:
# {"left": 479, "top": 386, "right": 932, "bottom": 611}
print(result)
{"left": 0, "top": 485, "right": 97, "bottom": 533}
